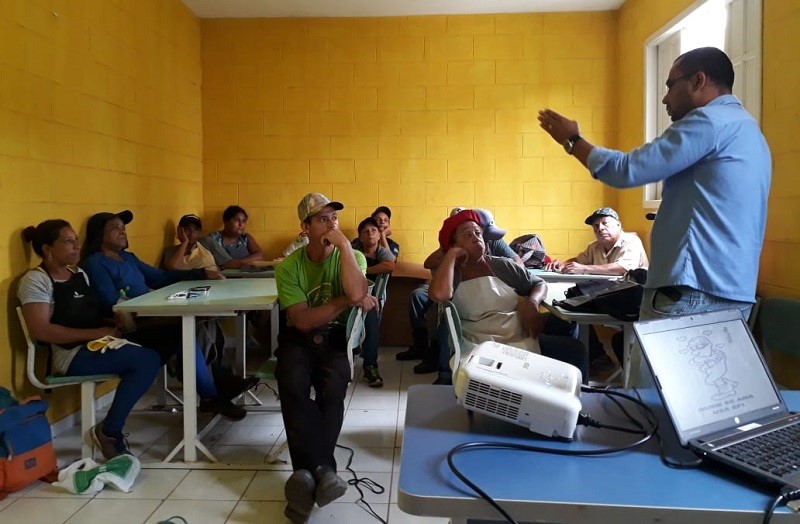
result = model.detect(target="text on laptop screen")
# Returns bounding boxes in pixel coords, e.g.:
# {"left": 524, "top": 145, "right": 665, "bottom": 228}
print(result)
{"left": 640, "top": 317, "right": 781, "bottom": 436}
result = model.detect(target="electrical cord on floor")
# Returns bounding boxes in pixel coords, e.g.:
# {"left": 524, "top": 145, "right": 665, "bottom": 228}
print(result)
{"left": 253, "top": 380, "right": 279, "bottom": 399}
{"left": 762, "top": 487, "right": 800, "bottom": 524}
{"left": 446, "top": 386, "right": 659, "bottom": 524}
{"left": 336, "top": 443, "right": 387, "bottom": 523}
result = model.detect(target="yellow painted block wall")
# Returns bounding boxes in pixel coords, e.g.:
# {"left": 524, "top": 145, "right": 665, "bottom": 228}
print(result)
{"left": 0, "top": 0, "right": 203, "bottom": 419}
{"left": 759, "top": 0, "right": 800, "bottom": 301}
{"left": 201, "top": 13, "right": 620, "bottom": 262}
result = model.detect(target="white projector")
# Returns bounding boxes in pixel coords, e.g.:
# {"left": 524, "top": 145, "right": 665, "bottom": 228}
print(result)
{"left": 453, "top": 341, "right": 582, "bottom": 439}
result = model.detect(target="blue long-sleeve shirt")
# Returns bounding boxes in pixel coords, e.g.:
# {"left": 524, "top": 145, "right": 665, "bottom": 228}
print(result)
{"left": 82, "top": 251, "right": 205, "bottom": 315}
{"left": 586, "top": 94, "right": 771, "bottom": 303}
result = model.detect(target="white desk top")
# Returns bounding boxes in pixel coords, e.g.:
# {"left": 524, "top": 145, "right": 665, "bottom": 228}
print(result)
{"left": 113, "top": 279, "right": 278, "bottom": 316}
{"left": 530, "top": 269, "right": 621, "bottom": 283}
{"left": 221, "top": 267, "right": 275, "bottom": 278}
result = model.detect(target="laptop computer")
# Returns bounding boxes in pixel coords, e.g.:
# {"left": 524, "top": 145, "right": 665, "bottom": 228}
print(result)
{"left": 635, "top": 309, "right": 800, "bottom": 489}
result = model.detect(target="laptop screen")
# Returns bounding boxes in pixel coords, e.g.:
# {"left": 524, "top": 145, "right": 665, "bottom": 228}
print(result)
{"left": 635, "top": 310, "right": 785, "bottom": 445}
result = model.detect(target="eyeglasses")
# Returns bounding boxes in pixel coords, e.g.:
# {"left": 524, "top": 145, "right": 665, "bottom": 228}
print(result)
{"left": 665, "top": 74, "right": 691, "bottom": 92}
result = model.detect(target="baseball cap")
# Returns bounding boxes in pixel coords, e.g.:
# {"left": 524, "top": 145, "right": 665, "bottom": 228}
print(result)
{"left": 82, "top": 210, "right": 133, "bottom": 257}
{"left": 372, "top": 206, "right": 391, "bottom": 219}
{"left": 178, "top": 214, "right": 202, "bottom": 229}
{"left": 473, "top": 209, "right": 506, "bottom": 241}
{"left": 297, "top": 193, "right": 344, "bottom": 221}
{"left": 438, "top": 209, "right": 483, "bottom": 252}
{"left": 584, "top": 207, "right": 620, "bottom": 225}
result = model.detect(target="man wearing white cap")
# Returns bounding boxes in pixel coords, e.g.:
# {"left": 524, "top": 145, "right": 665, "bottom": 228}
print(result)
{"left": 275, "top": 193, "right": 378, "bottom": 523}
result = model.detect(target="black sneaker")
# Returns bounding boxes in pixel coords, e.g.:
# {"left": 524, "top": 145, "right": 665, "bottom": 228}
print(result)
{"left": 395, "top": 347, "right": 424, "bottom": 361}
{"left": 413, "top": 359, "right": 438, "bottom": 374}
{"left": 363, "top": 365, "right": 383, "bottom": 388}
{"left": 199, "top": 398, "right": 247, "bottom": 421}
{"left": 90, "top": 423, "right": 131, "bottom": 460}
{"left": 433, "top": 375, "right": 453, "bottom": 386}
{"left": 218, "top": 375, "right": 260, "bottom": 402}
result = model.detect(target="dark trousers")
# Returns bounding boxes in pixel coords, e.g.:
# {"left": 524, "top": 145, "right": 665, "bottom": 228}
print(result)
{"left": 67, "top": 344, "right": 161, "bottom": 434}
{"left": 275, "top": 339, "right": 351, "bottom": 472}
{"left": 361, "top": 308, "right": 382, "bottom": 368}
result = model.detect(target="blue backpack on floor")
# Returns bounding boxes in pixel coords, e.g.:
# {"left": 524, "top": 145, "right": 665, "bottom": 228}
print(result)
{"left": 0, "top": 386, "right": 57, "bottom": 498}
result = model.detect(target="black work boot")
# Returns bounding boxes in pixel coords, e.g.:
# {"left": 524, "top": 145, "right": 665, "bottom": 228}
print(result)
{"left": 395, "top": 328, "right": 429, "bottom": 361}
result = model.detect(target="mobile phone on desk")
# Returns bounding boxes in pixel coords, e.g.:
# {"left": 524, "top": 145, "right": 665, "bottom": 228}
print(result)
{"left": 186, "top": 285, "right": 211, "bottom": 298}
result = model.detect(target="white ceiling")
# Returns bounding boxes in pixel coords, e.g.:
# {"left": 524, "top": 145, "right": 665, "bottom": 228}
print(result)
{"left": 181, "top": 0, "right": 626, "bottom": 19}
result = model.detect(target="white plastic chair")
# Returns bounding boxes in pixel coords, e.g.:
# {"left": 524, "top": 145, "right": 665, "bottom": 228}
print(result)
{"left": 345, "top": 306, "right": 366, "bottom": 381}
{"left": 17, "top": 306, "right": 119, "bottom": 459}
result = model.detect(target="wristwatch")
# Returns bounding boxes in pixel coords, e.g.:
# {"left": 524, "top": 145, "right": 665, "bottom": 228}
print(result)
{"left": 563, "top": 134, "right": 583, "bottom": 155}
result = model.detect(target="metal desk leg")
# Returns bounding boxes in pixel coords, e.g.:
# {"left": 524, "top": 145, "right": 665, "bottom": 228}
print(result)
{"left": 163, "top": 314, "right": 216, "bottom": 464}
{"left": 234, "top": 312, "right": 246, "bottom": 376}
{"left": 270, "top": 302, "right": 279, "bottom": 353}
{"left": 622, "top": 323, "right": 634, "bottom": 388}
{"left": 234, "top": 312, "right": 262, "bottom": 406}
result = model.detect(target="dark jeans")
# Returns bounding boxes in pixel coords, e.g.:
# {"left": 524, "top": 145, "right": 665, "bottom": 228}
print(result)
{"left": 127, "top": 318, "right": 219, "bottom": 400}
{"left": 409, "top": 284, "right": 434, "bottom": 331}
{"left": 275, "top": 336, "right": 351, "bottom": 472}
{"left": 362, "top": 308, "right": 382, "bottom": 368}
{"left": 67, "top": 344, "right": 161, "bottom": 434}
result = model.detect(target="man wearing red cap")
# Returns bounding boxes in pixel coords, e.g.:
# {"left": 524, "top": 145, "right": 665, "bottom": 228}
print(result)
{"left": 430, "top": 211, "right": 588, "bottom": 379}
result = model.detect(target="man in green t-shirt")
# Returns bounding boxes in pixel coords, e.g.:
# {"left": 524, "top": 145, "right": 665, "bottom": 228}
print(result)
{"left": 275, "top": 193, "right": 377, "bottom": 524}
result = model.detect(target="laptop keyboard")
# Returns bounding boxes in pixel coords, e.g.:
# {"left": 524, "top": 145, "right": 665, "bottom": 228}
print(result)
{"left": 719, "top": 423, "right": 800, "bottom": 478}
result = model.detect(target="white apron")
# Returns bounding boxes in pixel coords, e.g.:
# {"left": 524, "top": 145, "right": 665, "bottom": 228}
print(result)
{"left": 451, "top": 276, "right": 541, "bottom": 361}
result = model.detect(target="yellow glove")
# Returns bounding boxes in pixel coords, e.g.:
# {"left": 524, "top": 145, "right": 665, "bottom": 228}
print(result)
{"left": 86, "top": 336, "right": 141, "bottom": 354}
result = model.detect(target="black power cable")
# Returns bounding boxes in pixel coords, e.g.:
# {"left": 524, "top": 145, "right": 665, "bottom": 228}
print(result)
{"left": 336, "top": 443, "right": 387, "bottom": 523}
{"left": 763, "top": 487, "right": 800, "bottom": 524}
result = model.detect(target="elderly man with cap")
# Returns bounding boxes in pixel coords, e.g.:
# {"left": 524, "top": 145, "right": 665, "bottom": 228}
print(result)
{"left": 429, "top": 210, "right": 588, "bottom": 379}
{"left": 80, "top": 210, "right": 253, "bottom": 421}
{"left": 351, "top": 205, "right": 399, "bottom": 260}
{"left": 275, "top": 193, "right": 379, "bottom": 523}
{"left": 162, "top": 214, "right": 250, "bottom": 271}
{"left": 546, "top": 207, "right": 649, "bottom": 276}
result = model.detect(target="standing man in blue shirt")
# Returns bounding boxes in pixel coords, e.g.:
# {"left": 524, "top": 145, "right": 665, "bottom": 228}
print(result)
{"left": 537, "top": 47, "right": 771, "bottom": 384}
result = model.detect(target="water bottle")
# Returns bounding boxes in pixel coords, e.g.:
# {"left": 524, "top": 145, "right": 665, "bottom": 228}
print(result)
{"left": 116, "top": 288, "right": 137, "bottom": 333}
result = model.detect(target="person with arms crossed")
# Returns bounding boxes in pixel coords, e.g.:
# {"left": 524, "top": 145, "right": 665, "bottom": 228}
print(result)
{"left": 546, "top": 207, "right": 648, "bottom": 276}
{"left": 537, "top": 47, "right": 771, "bottom": 384}
{"left": 208, "top": 205, "right": 265, "bottom": 263}
{"left": 275, "top": 193, "right": 378, "bottom": 523}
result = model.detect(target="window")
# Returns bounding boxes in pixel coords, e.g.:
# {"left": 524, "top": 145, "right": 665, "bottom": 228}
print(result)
{"left": 642, "top": 0, "right": 762, "bottom": 208}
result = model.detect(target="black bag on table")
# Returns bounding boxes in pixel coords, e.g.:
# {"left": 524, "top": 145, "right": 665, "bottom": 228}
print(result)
{"left": 555, "top": 269, "right": 647, "bottom": 321}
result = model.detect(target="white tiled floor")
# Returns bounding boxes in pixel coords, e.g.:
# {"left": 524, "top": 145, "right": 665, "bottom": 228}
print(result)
{"left": 0, "top": 348, "right": 449, "bottom": 524}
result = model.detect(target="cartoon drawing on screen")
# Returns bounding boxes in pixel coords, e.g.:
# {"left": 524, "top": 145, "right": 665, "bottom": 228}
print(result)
{"left": 680, "top": 335, "right": 738, "bottom": 400}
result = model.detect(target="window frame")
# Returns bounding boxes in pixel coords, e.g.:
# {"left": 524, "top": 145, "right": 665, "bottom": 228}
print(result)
{"left": 641, "top": 0, "right": 762, "bottom": 209}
